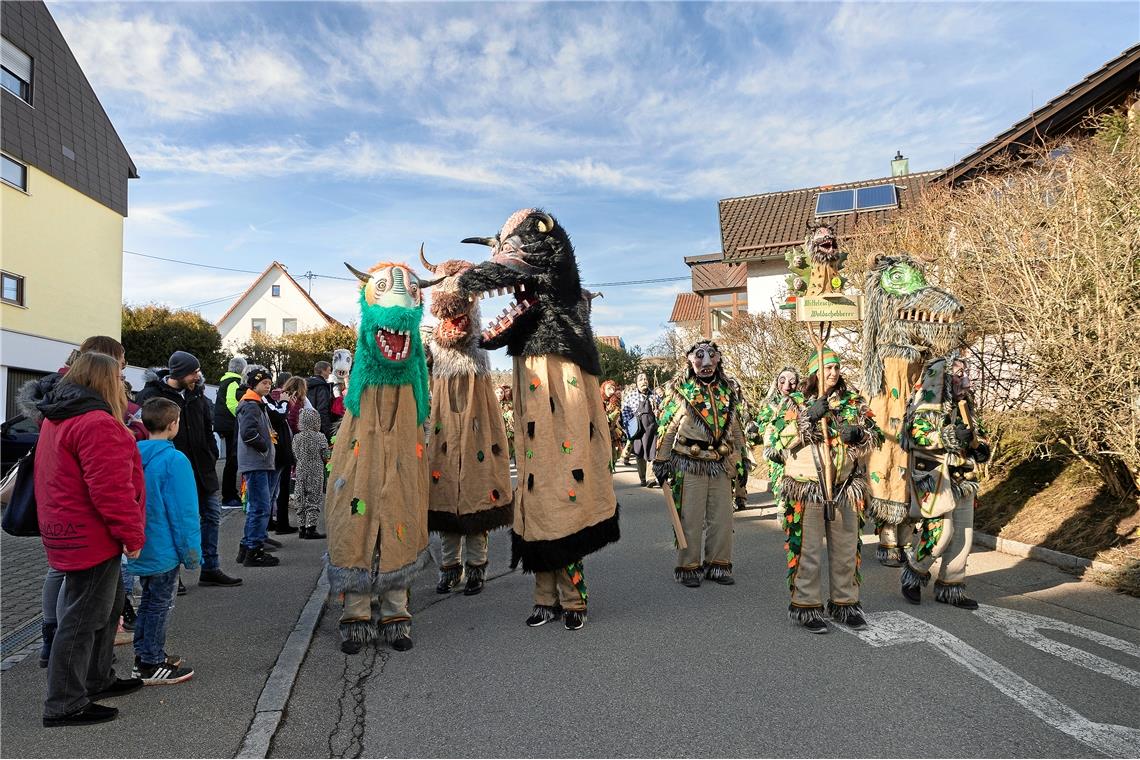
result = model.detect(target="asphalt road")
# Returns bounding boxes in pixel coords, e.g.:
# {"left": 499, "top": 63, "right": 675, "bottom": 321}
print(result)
{"left": 271, "top": 467, "right": 1140, "bottom": 759}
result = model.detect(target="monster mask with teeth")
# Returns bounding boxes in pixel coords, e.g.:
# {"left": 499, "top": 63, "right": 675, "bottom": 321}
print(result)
{"left": 457, "top": 208, "right": 602, "bottom": 378}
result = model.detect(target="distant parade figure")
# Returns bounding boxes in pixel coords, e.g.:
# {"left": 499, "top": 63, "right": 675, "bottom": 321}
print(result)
{"left": 600, "top": 380, "right": 625, "bottom": 467}
{"left": 622, "top": 373, "right": 661, "bottom": 487}
{"left": 764, "top": 348, "right": 881, "bottom": 633}
{"left": 654, "top": 341, "right": 748, "bottom": 587}
{"left": 754, "top": 367, "right": 800, "bottom": 504}
{"left": 496, "top": 385, "right": 515, "bottom": 461}
{"left": 900, "top": 354, "right": 990, "bottom": 610}
{"left": 291, "top": 408, "right": 329, "bottom": 539}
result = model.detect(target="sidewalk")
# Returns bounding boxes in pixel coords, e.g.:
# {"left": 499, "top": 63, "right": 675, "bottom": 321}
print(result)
{"left": 0, "top": 506, "right": 327, "bottom": 758}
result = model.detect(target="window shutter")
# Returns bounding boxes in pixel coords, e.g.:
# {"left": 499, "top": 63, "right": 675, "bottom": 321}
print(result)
{"left": 1, "top": 38, "right": 32, "bottom": 83}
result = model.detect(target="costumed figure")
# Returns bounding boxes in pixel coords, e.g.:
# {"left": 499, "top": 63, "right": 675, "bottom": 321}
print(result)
{"left": 727, "top": 375, "right": 755, "bottom": 511}
{"left": 458, "top": 208, "right": 620, "bottom": 631}
{"left": 600, "top": 380, "right": 625, "bottom": 467}
{"left": 420, "top": 247, "right": 514, "bottom": 597}
{"left": 328, "top": 348, "right": 352, "bottom": 437}
{"left": 764, "top": 347, "right": 882, "bottom": 633}
{"left": 621, "top": 373, "right": 662, "bottom": 487}
{"left": 900, "top": 354, "right": 990, "bottom": 609}
{"left": 861, "top": 255, "right": 964, "bottom": 567}
{"left": 496, "top": 385, "right": 515, "bottom": 460}
{"left": 325, "top": 259, "right": 441, "bottom": 654}
{"left": 653, "top": 341, "right": 748, "bottom": 586}
{"left": 292, "top": 408, "right": 329, "bottom": 539}
{"left": 753, "top": 367, "right": 800, "bottom": 502}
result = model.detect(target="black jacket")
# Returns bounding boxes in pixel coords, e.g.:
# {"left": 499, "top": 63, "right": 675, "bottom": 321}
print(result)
{"left": 267, "top": 392, "right": 295, "bottom": 469}
{"left": 212, "top": 373, "right": 243, "bottom": 434}
{"left": 305, "top": 376, "right": 333, "bottom": 439}
{"left": 136, "top": 370, "right": 220, "bottom": 494}
{"left": 36, "top": 383, "right": 113, "bottom": 421}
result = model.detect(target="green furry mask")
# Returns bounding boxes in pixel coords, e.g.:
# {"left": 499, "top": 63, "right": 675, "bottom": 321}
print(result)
{"left": 346, "top": 289, "right": 430, "bottom": 425}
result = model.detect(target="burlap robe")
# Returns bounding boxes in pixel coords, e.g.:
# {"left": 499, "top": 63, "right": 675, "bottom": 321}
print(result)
{"left": 427, "top": 372, "right": 513, "bottom": 534}
{"left": 325, "top": 384, "right": 430, "bottom": 593}
{"left": 866, "top": 356, "right": 920, "bottom": 523}
{"left": 511, "top": 354, "right": 619, "bottom": 571}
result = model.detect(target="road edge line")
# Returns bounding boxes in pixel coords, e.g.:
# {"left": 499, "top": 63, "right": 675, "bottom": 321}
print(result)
{"left": 974, "top": 532, "right": 1119, "bottom": 575}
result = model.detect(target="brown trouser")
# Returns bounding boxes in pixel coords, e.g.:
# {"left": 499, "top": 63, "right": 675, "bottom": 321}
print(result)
{"left": 341, "top": 587, "right": 410, "bottom": 627}
{"left": 879, "top": 519, "right": 916, "bottom": 554}
{"left": 534, "top": 568, "right": 586, "bottom": 612}
{"left": 791, "top": 499, "right": 860, "bottom": 609}
{"left": 909, "top": 497, "right": 974, "bottom": 585}
{"left": 440, "top": 531, "right": 489, "bottom": 568}
{"left": 676, "top": 470, "right": 734, "bottom": 572}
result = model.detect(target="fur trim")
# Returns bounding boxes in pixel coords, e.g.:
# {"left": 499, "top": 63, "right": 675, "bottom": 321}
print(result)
{"left": 529, "top": 604, "right": 560, "bottom": 623}
{"left": 912, "top": 468, "right": 980, "bottom": 501}
{"left": 428, "top": 501, "right": 514, "bottom": 535}
{"left": 429, "top": 337, "right": 491, "bottom": 379}
{"left": 674, "top": 565, "right": 702, "bottom": 584}
{"left": 764, "top": 446, "right": 786, "bottom": 465}
{"left": 901, "top": 564, "right": 930, "bottom": 590}
{"left": 437, "top": 563, "right": 463, "bottom": 587}
{"left": 826, "top": 600, "right": 864, "bottom": 623}
{"left": 780, "top": 472, "right": 867, "bottom": 511}
{"left": 704, "top": 562, "right": 734, "bottom": 581}
{"left": 788, "top": 604, "right": 827, "bottom": 625}
{"left": 669, "top": 452, "right": 727, "bottom": 478}
{"left": 325, "top": 547, "right": 433, "bottom": 595}
{"left": 374, "top": 547, "right": 432, "bottom": 593}
{"left": 934, "top": 581, "right": 969, "bottom": 605}
{"left": 339, "top": 620, "right": 377, "bottom": 645}
{"left": 798, "top": 414, "right": 824, "bottom": 444}
{"left": 866, "top": 496, "right": 909, "bottom": 524}
{"left": 511, "top": 507, "right": 620, "bottom": 573}
{"left": 380, "top": 619, "right": 412, "bottom": 644}
{"left": 844, "top": 428, "right": 877, "bottom": 459}
{"left": 464, "top": 562, "right": 487, "bottom": 582}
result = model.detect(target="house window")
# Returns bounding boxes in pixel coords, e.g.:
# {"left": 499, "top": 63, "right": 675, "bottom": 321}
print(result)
{"left": 251, "top": 318, "right": 266, "bottom": 333}
{"left": 271, "top": 284, "right": 281, "bottom": 297}
{"left": 1, "top": 271, "right": 25, "bottom": 306}
{"left": 1, "top": 37, "right": 33, "bottom": 104}
{"left": 1, "top": 154, "right": 27, "bottom": 191}
{"left": 815, "top": 184, "right": 898, "bottom": 216}
{"left": 282, "top": 318, "right": 297, "bottom": 334}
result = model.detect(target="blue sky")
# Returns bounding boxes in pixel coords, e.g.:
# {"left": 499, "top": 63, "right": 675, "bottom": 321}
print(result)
{"left": 50, "top": 1, "right": 1139, "bottom": 366}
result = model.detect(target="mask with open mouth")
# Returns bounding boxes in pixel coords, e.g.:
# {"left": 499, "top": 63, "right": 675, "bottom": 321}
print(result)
{"left": 419, "top": 248, "right": 492, "bottom": 377}
{"left": 456, "top": 208, "right": 602, "bottom": 377}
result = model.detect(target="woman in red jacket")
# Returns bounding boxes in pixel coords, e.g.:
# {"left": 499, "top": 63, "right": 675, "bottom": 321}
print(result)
{"left": 37, "top": 352, "right": 147, "bottom": 728}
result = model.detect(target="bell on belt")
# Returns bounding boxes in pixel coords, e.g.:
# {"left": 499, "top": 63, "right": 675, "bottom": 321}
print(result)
{"left": 717, "top": 443, "right": 731, "bottom": 456}
{"left": 689, "top": 444, "right": 701, "bottom": 457}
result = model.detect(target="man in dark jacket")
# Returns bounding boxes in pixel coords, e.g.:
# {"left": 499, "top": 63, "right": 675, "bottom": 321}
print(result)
{"left": 213, "top": 357, "right": 247, "bottom": 506}
{"left": 305, "top": 361, "right": 334, "bottom": 440}
{"left": 136, "top": 351, "right": 243, "bottom": 588}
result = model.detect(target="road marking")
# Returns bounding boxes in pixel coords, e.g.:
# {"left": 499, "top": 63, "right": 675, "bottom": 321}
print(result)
{"left": 974, "top": 604, "right": 1140, "bottom": 688}
{"left": 840, "top": 611, "right": 1140, "bottom": 758}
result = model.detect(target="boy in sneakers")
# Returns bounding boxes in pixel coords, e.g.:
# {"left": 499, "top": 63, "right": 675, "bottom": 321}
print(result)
{"left": 236, "top": 367, "right": 280, "bottom": 567}
{"left": 128, "top": 398, "right": 198, "bottom": 684}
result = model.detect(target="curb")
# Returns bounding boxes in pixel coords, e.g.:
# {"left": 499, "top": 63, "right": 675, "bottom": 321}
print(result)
{"left": 237, "top": 570, "right": 329, "bottom": 759}
{"left": 974, "top": 532, "right": 1121, "bottom": 575}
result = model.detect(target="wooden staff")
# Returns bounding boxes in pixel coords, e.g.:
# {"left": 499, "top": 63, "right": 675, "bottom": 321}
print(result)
{"left": 661, "top": 481, "right": 688, "bottom": 550}
{"left": 815, "top": 321, "right": 835, "bottom": 503}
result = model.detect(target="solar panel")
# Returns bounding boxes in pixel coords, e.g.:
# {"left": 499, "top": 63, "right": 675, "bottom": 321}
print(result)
{"left": 815, "top": 189, "right": 854, "bottom": 215}
{"left": 855, "top": 184, "right": 898, "bottom": 210}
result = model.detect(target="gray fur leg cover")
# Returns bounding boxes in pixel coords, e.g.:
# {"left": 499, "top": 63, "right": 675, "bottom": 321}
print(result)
{"left": 703, "top": 562, "right": 734, "bottom": 581}
{"left": 465, "top": 563, "right": 487, "bottom": 583}
{"left": 339, "top": 620, "right": 377, "bottom": 645}
{"left": 934, "top": 582, "right": 968, "bottom": 604}
{"left": 674, "top": 566, "right": 703, "bottom": 584}
{"left": 788, "top": 604, "right": 827, "bottom": 626}
{"left": 438, "top": 563, "right": 462, "bottom": 587}
{"left": 530, "top": 604, "right": 561, "bottom": 623}
{"left": 380, "top": 619, "right": 412, "bottom": 644}
{"left": 827, "top": 601, "right": 864, "bottom": 623}
{"left": 901, "top": 564, "right": 930, "bottom": 590}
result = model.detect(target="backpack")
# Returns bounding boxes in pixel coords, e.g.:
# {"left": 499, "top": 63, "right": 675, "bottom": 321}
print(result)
{"left": 1, "top": 444, "right": 39, "bottom": 536}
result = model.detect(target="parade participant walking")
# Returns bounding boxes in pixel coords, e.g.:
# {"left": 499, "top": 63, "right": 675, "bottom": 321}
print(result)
{"left": 213, "top": 357, "right": 247, "bottom": 506}
{"left": 137, "top": 352, "right": 243, "bottom": 588}
{"left": 36, "top": 352, "right": 146, "bottom": 727}
{"left": 459, "top": 209, "right": 620, "bottom": 631}
{"left": 235, "top": 366, "right": 280, "bottom": 568}
{"left": 601, "top": 380, "right": 625, "bottom": 467}
{"left": 900, "top": 354, "right": 990, "bottom": 609}
{"left": 622, "top": 373, "right": 661, "bottom": 487}
{"left": 754, "top": 367, "right": 800, "bottom": 504}
{"left": 129, "top": 398, "right": 199, "bottom": 685}
{"left": 764, "top": 347, "right": 881, "bottom": 633}
{"left": 653, "top": 341, "right": 748, "bottom": 587}
{"left": 291, "top": 408, "right": 329, "bottom": 539}
{"left": 421, "top": 250, "right": 513, "bottom": 597}
{"left": 267, "top": 376, "right": 297, "bottom": 535}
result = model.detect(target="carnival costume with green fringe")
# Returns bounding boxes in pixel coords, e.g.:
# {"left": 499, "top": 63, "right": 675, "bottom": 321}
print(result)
{"left": 325, "top": 262, "right": 436, "bottom": 649}
{"left": 765, "top": 353, "right": 882, "bottom": 628}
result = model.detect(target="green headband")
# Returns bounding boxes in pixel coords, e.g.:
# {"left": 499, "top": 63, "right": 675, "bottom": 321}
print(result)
{"left": 805, "top": 347, "right": 840, "bottom": 375}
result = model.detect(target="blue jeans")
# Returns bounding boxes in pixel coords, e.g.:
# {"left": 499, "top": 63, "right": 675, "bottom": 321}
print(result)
{"left": 132, "top": 567, "right": 178, "bottom": 666}
{"left": 121, "top": 556, "right": 137, "bottom": 598}
{"left": 199, "top": 489, "right": 222, "bottom": 570}
{"left": 241, "top": 470, "right": 280, "bottom": 549}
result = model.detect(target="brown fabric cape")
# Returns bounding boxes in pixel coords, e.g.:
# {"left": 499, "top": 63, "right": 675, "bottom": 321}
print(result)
{"left": 866, "top": 356, "right": 920, "bottom": 523}
{"left": 325, "top": 383, "right": 430, "bottom": 594}
{"left": 511, "top": 354, "right": 620, "bottom": 572}
{"left": 427, "top": 372, "right": 514, "bottom": 534}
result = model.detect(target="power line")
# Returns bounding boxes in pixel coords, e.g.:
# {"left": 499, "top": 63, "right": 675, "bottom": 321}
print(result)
{"left": 124, "top": 249, "right": 263, "bottom": 275}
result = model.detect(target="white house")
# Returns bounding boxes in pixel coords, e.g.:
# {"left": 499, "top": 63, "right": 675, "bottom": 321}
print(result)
{"left": 216, "top": 261, "right": 341, "bottom": 349}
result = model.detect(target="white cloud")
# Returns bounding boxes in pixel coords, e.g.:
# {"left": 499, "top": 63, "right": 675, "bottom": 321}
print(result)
{"left": 128, "top": 200, "right": 210, "bottom": 238}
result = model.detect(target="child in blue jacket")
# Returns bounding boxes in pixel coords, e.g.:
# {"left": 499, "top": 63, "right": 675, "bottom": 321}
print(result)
{"left": 128, "top": 398, "right": 200, "bottom": 685}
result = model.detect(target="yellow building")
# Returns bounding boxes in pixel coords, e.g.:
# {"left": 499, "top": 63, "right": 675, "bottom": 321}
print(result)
{"left": 0, "top": 1, "right": 136, "bottom": 419}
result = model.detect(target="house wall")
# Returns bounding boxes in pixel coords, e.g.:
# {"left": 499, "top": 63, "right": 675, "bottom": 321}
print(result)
{"left": 217, "top": 269, "right": 330, "bottom": 349}
{"left": 745, "top": 259, "right": 788, "bottom": 314}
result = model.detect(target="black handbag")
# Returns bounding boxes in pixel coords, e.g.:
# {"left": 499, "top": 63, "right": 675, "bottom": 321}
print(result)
{"left": 1, "top": 444, "right": 39, "bottom": 536}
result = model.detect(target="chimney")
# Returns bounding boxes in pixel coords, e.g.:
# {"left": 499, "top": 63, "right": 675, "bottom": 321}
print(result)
{"left": 891, "top": 150, "right": 909, "bottom": 177}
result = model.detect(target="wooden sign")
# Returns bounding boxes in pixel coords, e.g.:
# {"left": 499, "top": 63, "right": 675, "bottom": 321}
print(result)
{"left": 794, "top": 293, "right": 865, "bottom": 322}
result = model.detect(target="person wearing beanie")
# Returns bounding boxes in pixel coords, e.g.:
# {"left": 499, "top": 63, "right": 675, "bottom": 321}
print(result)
{"left": 214, "top": 356, "right": 248, "bottom": 506}
{"left": 136, "top": 352, "right": 243, "bottom": 589}
{"left": 235, "top": 367, "right": 280, "bottom": 567}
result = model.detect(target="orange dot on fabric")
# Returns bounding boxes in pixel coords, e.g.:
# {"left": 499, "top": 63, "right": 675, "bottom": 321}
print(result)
{"left": 416, "top": 443, "right": 424, "bottom": 459}
{"left": 353, "top": 441, "right": 360, "bottom": 457}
